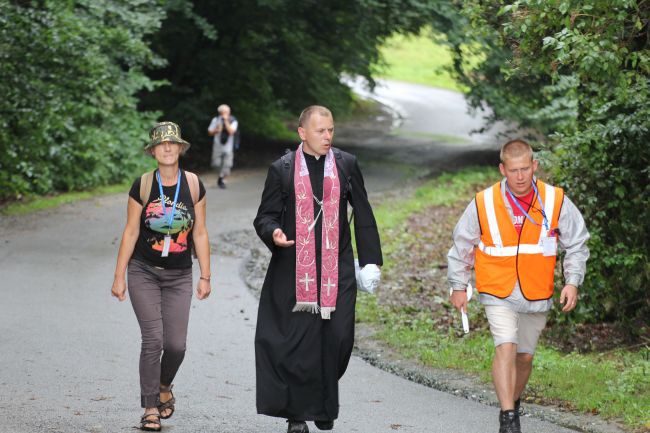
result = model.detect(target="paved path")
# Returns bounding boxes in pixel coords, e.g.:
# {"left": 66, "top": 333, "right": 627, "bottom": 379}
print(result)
{"left": 0, "top": 81, "right": 579, "bottom": 433}
{"left": 347, "top": 77, "right": 510, "bottom": 146}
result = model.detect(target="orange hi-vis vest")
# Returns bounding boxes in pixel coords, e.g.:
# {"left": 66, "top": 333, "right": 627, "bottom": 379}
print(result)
{"left": 475, "top": 180, "right": 564, "bottom": 300}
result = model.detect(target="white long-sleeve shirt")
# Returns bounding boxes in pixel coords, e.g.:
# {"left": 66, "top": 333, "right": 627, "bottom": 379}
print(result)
{"left": 447, "top": 179, "right": 590, "bottom": 313}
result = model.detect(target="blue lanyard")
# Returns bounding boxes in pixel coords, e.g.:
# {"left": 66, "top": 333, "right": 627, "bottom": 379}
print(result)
{"left": 156, "top": 169, "right": 181, "bottom": 235}
{"left": 505, "top": 181, "right": 549, "bottom": 231}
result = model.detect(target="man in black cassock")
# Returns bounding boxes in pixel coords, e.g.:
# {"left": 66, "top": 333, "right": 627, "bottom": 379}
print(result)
{"left": 253, "top": 106, "right": 382, "bottom": 433}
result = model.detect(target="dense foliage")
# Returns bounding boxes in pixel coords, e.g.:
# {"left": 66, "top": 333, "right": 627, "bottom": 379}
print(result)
{"left": 0, "top": 1, "right": 165, "bottom": 200}
{"left": 1, "top": 0, "right": 440, "bottom": 198}
{"left": 441, "top": 0, "right": 649, "bottom": 331}
{"left": 140, "top": 0, "right": 438, "bottom": 164}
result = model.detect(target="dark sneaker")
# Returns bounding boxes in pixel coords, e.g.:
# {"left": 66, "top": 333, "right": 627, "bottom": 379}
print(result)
{"left": 218, "top": 178, "right": 226, "bottom": 189}
{"left": 499, "top": 409, "right": 520, "bottom": 433}
{"left": 314, "top": 420, "right": 334, "bottom": 430}
{"left": 514, "top": 398, "right": 522, "bottom": 431}
{"left": 287, "top": 420, "right": 309, "bottom": 433}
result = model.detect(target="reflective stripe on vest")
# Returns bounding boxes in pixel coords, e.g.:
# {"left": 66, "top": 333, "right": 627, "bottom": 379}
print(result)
{"left": 480, "top": 183, "right": 557, "bottom": 256}
{"left": 477, "top": 240, "right": 543, "bottom": 256}
{"left": 483, "top": 185, "right": 503, "bottom": 247}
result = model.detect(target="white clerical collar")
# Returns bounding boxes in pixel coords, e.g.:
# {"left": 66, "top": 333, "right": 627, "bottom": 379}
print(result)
{"left": 300, "top": 142, "right": 321, "bottom": 160}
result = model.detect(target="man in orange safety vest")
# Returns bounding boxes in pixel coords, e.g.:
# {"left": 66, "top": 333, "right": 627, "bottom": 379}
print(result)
{"left": 447, "top": 139, "right": 590, "bottom": 433}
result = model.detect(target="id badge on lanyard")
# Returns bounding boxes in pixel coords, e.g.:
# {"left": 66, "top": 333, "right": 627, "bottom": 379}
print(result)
{"left": 157, "top": 169, "right": 181, "bottom": 258}
{"left": 161, "top": 235, "right": 171, "bottom": 257}
{"left": 542, "top": 236, "right": 557, "bottom": 256}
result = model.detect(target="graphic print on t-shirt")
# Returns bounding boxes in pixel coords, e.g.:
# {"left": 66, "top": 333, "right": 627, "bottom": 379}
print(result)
{"left": 143, "top": 196, "right": 193, "bottom": 254}
{"left": 512, "top": 214, "right": 525, "bottom": 228}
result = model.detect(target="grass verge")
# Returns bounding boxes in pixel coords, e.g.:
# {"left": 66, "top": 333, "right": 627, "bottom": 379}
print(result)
{"left": 357, "top": 167, "right": 650, "bottom": 431}
{"left": 378, "top": 28, "right": 465, "bottom": 92}
{"left": 2, "top": 183, "right": 131, "bottom": 216}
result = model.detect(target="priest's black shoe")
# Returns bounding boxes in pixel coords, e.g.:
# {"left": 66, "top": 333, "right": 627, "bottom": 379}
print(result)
{"left": 314, "top": 420, "right": 334, "bottom": 430}
{"left": 498, "top": 409, "right": 521, "bottom": 433}
{"left": 287, "top": 420, "right": 309, "bottom": 433}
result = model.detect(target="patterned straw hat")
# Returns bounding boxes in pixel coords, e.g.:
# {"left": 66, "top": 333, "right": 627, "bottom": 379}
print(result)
{"left": 145, "top": 121, "right": 191, "bottom": 152}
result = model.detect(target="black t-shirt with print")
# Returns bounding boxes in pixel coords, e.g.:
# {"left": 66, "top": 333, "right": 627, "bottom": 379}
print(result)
{"left": 128, "top": 170, "right": 206, "bottom": 269}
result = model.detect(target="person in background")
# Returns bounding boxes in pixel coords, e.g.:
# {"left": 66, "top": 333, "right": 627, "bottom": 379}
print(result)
{"left": 208, "top": 104, "right": 239, "bottom": 189}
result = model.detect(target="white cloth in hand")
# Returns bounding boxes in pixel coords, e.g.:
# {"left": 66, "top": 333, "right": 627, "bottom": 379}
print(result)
{"left": 355, "top": 259, "right": 381, "bottom": 294}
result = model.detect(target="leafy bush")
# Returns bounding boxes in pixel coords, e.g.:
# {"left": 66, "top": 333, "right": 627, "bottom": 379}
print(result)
{"left": 0, "top": 1, "right": 165, "bottom": 200}
{"left": 442, "top": 0, "right": 650, "bottom": 332}
{"left": 139, "top": 0, "right": 439, "bottom": 164}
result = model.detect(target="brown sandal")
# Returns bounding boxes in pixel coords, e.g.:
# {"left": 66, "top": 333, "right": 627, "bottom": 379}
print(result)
{"left": 140, "top": 413, "right": 161, "bottom": 432}
{"left": 158, "top": 385, "right": 176, "bottom": 420}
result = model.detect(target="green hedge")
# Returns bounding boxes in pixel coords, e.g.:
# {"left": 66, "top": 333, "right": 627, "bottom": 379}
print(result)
{"left": 0, "top": 1, "right": 164, "bottom": 200}
{"left": 442, "top": 0, "right": 650, "bottom": 331}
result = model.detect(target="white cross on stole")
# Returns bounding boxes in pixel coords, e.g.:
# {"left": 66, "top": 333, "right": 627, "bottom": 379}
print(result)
{"left": 323, "top": 278, "right": 336, "bottom": 296}
{"left": 300, "top": 273, "right": 315, "bottom": 292}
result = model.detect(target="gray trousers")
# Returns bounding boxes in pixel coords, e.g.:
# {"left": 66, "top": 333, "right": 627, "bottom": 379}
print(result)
{"left": 127, "top": 259, "right": 193, "bottom": 408}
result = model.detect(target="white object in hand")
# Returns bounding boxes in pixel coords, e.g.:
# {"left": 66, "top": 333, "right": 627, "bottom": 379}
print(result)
{"left": 355, "top": 259, "right": 381, "bottom": 294}
{"left": 450, "top": 283, "right": 473, "bottom": 334}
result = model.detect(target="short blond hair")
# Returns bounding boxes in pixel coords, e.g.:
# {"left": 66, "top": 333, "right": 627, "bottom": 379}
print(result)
{"left": 217, "top": 104, "right": 230, "bottom": 114}
{"left": 298, "top": 105, "right": 332, "bottom": 127}
{"left": 500, "top": 139, "right": 533, "bottom": 163}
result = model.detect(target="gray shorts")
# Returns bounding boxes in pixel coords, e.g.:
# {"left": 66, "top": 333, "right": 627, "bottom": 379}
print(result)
{"left": 211, "top": 144, "right": 234, "bottom": 177}
{"left": 484, "top": 305, "right": 548, "bottom": 354}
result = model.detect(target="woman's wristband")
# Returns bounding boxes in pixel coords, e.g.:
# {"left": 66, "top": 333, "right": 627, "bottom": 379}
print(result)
{"left": 199, "top": 275, "right": 211, "bottom": 281}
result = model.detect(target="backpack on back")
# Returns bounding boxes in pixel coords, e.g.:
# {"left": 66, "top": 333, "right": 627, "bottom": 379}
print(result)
{"left": 139, "top": 170, "right": 199, "bottom": 206}
{"left": 279, "top": 148, "right": 355, "bottom": 226}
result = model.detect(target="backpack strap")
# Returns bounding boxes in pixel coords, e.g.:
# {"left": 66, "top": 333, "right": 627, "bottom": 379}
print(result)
{"left": 279, "top": 150, "right": 295, "bottom": 227}
{"left": 231, "top": 115, "right": 241, "bottom": 150}
{"left": 332, "top": 148, "right": 353, "bottom": 200}
{"left": 280, "top": 149, "right": 295, "bottom": 200}
{"left": 141, "top": 170, "right": 200, "bottom": 206}
{"left": 279, "top": 149, "right": 355, "bottom": 225}
{"left": 281, "top": 148, "right": 352, "bottom": 195}
{"left": 139, "top": 170, "right": 155, "bottom": 206}
{"left": 185, "top": 170, "right": 200, "bottom": 205}
{"left": 332, "top": 148, "right": 356, "bottom": 225}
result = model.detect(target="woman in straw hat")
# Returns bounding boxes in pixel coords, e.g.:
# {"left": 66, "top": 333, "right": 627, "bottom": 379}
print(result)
{"left": 111, "top": 121, "right": 211, "bottom": 431}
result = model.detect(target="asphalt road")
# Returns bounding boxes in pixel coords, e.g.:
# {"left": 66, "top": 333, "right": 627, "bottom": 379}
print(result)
{"left": 0, "top": 81, "right": 578, "bottom": 433}
{"left": 347, "top": 77, "right": 511, "bottom": 146}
